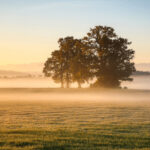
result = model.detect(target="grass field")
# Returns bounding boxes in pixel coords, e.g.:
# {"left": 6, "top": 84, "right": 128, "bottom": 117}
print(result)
{"left": 0, "top": 88, "right": 150, "bottom": 150}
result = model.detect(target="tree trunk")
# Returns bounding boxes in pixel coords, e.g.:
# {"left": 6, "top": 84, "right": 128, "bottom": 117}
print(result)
{"left": 66, "top": 82, "right": 69, "bottom": 88}
{"left": 60, "top": 70, "right": 64, "bottom": 88}
{"left": 61, "top": 81, "right": 64, "bottom": 88}
{"left": 60, "top": 62, "right": 64, "bottom": 88}
{"left": 66, "top": 73, "right": 70, "bottom": 88}
{"left": 78, "top": 81, "right": 81, "bottom": 88}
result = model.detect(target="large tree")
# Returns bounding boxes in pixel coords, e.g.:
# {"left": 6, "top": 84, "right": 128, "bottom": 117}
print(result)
{"left": 43, "top": 37, "right": 93, "bottom": 88}
{"left": 84, "top": 26, "right": 136, "bottom": 88}
{"left": 58, "top": 37, "right": 75, "bottom": 88}
{"left": 43, "top": 50, "right": 65, "bottom": 88}
{"left": 44, "top": 25, "right": 135, "bottom": 88}
{"left": 43, "top": 37, "right": 75, "bottom": 88}
{"left": 69, "top": 39, "right": 93, "bottom": 88}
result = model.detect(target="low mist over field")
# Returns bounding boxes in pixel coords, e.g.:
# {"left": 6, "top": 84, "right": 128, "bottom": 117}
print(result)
{"left": 0, "top": 75, "right": 150, "bottom": 90}
{"left": 0, "top": 88, "right": 150, "bottom": 102}
{"left": 0, "top": 88, "right": 150, "bottom": 149}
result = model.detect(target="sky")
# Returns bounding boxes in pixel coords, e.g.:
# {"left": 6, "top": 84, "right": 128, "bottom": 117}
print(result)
{"left": 0, "top": 0, "right": 150, "bottom": 66}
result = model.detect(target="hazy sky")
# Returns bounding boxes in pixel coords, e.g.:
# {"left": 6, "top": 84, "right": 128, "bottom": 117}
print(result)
{"left": 0, "top": 0, "right": 150, "bottom": 65}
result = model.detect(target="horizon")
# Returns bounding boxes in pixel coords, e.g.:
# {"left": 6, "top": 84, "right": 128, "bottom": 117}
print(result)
{"left": 0, "top": 62, "right": 150, "bottom": 73}
{"left": 0, "top": 0, "right": 150, "bottom": 65}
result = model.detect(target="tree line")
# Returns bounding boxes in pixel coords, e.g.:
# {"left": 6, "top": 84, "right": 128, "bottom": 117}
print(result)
{"left": 43, "top": 25, "right": 135, "bottom": 88}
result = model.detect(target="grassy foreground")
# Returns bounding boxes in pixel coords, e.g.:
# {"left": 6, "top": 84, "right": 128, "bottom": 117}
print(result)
{"left": 0, "top": 88, "right": 150, "bottom": 150}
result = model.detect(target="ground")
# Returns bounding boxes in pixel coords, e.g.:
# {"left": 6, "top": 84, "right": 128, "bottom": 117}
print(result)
{"left": 0, "top": 88, "right": 150, "bottom": 150}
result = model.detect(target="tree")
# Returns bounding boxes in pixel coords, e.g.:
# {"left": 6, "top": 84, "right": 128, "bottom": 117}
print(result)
{"left": 58, "top": 37, "right": 93, "bottom": 88}
{"left": 43, "top": 37, "right": 93, "bottom": 88}
{"left": 44, "top": 36, "right": 78, "bottom": 88}
{"left": 43, "top": 25, "right": 135, "bottom": 88}
{"left": 58, "top": 37, "right": 75, "bottom": 88}
{"left": 84, "top": 26, "right": 136, "bottom": 88}
{"left": 69, "top": 39, "right": 93, "bottom": 88}
{"left": 43, "top": 50, "right": 65, "bottom": 88}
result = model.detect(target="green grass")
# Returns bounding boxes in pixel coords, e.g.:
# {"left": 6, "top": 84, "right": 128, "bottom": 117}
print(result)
{"left": 1, "top": 124, "right": 150, "bottom": 150}
{"left": 0, "top": 88, "right": 150, "bottom": 150}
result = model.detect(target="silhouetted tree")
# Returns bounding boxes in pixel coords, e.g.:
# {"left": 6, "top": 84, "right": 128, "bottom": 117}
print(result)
{"left": 84, "top": 26, "right": 136, "bottom": 88}
{"left": 58, "top": 37, "right": 76, "bottom": 88}
{"left": 43, "top": 37, "right": 94, "bottom": 88}
{"left": 43, "top": 50, "right": 65, "bottom": 88}
{"left": 44, "top": 25, "right": 135, "bottom": 88}
{"left": 70, "top": 39, "right": 93, "bottom": 88}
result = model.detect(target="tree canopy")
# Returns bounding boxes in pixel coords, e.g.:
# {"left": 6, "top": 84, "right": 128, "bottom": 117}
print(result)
{"left": 43, "top": 25, "right": 135, "bottom": 88}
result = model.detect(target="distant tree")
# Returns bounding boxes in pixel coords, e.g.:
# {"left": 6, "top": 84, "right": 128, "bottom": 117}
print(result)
{"left": 43, "top": 50, "right": 65, "bottom": 88}
{"left": 84, "top": 26, "right": 136, "bottom": 88}
{"left": 44, "top": 25, "right": 135, "bottom": 88}
{"left": 43, "top": 37, "right": 93, "bottom": 88}
{"left": 58, "top": 37, "right": 75, "bottom": 88}
{"left": 69, "top": 39, "right": 93, "bottom": 88}
{"left": 58, "top": 37, "right": 93, "bottom": 88}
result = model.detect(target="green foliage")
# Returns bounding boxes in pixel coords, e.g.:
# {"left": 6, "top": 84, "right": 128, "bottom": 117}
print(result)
{"left": 43, "top": 25, "right": 135, "bottom": 88}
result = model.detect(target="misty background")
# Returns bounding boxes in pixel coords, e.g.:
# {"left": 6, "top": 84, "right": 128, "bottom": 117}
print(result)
{"left": 0, "top": 63, "right": 149, "bottom": 89}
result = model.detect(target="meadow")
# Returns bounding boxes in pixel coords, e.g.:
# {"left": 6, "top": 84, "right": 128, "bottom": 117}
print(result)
{"left": 0, "top": 88, "right": 150, "bottom": 150}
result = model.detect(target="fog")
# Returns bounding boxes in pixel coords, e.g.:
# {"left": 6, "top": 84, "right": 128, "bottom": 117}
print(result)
{"left": 0, "top": 76, "right": 150, "bottom": 90}
{"left": 122, "top": 76, "right": 150, "bottom": 90}
{"left": 0, "top": 88, "right": 150, "bottom": 105}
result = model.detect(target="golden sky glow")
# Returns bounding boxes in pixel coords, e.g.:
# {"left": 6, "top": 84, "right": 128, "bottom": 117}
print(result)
{"left": 0, "top": 0, "right": 150, "bottom": 66}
